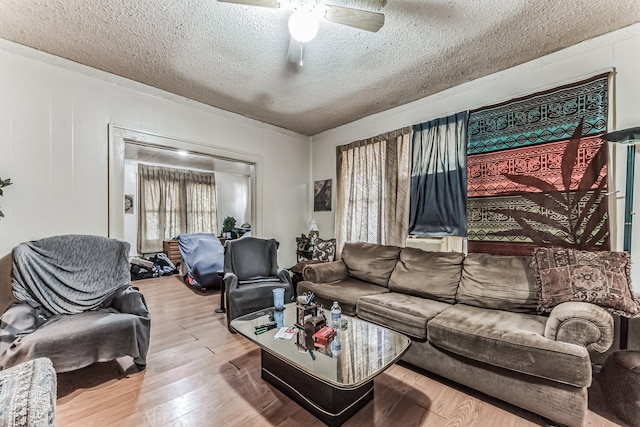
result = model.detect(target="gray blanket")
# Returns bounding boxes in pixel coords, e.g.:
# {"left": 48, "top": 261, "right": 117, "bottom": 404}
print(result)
{"left": 12, "top": 234, "right": 131, "bottom": 315}
{"left": 0, "top": 235, "right": 150, "bottom": 372}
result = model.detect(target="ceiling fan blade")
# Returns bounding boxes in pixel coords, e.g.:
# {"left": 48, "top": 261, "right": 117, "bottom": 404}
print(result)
{"left": 323, "top": 5, "right": 385, "bottom": 32}
{"left": 217, "top": 0, "right": 281, "bottom": 8}
{"left": 356, "top": 0, "right": 387, "bottom": 10}
{"left": 287, "top": 37, "right": 304, "bottom": 66}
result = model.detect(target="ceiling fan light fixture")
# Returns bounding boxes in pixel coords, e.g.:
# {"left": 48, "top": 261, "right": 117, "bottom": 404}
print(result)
{"left": 288, "top": 10, "right": 319, "bottom": 43}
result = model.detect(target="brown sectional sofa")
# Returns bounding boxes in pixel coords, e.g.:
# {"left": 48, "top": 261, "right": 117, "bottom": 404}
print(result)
{"left": 297, "top": 242, "right": 615, "bottom": 427}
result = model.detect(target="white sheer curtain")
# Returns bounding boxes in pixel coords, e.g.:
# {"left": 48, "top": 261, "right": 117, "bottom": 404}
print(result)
{"left": 335, "top": 127, "right": 412, "bottom": 252}
{"left": 138, "top": 164, "right": 218, "bottom": 253}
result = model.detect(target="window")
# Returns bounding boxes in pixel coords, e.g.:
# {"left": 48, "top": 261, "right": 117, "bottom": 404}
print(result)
{"left": 409, "top": 111, "right": 468, "bottom": 236}
{"left": 138, "top": 164, "right": 218, "bottom": 253}
{"left": 335, "top": 127, "right": 411, "bottom": 249}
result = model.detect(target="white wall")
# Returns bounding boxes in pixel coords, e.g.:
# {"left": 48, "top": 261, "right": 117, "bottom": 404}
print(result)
{"left": 0, "top": 39, "right": 311, "bottom": 267}
{"left": 312, "top": 23, "right": 640, "bottom": 349}
{"left": 215, "top": 172, "right": 252, "bottom": 233}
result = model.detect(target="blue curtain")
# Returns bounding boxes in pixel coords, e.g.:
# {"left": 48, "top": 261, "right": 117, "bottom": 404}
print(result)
{"left": 409, "top": 111, "right": 468, "bottom": 236}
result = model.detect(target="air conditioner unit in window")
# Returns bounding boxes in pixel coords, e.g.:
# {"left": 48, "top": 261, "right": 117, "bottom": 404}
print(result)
{"left": 405, "top": 236, "right": 465, "bottom": 253}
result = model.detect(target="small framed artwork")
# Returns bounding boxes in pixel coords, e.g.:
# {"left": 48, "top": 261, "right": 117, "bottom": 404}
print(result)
{"left": 314, "top": 179, "right": 332, "bottom": 212}
{"left": 124, "top": 194, "right": 134, "bottom": 214}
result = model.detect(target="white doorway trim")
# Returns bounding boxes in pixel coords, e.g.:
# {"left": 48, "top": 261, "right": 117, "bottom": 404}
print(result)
{"left": 108, "top": 124, "right": 262, "bottom": 240}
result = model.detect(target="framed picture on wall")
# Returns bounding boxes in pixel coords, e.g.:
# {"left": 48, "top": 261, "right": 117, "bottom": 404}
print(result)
{"left": 125, "top": 194, "right": 134, "bottom": 214}
{"left": 314, "top": 179, "right": 332, "bottom": 212}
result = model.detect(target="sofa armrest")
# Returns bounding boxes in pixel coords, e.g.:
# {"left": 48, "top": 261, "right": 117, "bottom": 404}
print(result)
{"left": 544, "top": 301, "right": 614, "bottom": 353}
{"left": 0, "top": 253, "right": 15, "bottom": 316}
{"left": 302, "top": 260, "right": 349, "bottom": 283}
{"left": 276, "top": 268, "right": 293, "bottom": 286}
{"left": 223, "top": 272, "right": 239, "bottom": 293}
{"left": 109, "top": 285, "right": 150, "bottom": 318}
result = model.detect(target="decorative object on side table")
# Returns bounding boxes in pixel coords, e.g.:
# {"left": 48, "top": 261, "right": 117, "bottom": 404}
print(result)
{"left": 236, "top": 222, "right": 251, "bottom": 237}
{"left": 309, "top": 219, "right": 319, "bottom": 240}
{"left": 296, "top": 233, "right": 312, "bottom": 261}
{"left": 0, "top": 177, "right": 11, "bottom": 219}
{"left": 222, "top": 215, "right": 236, "bottom": 238}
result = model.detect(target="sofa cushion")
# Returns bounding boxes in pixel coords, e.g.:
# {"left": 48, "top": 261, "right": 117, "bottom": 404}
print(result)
{"left": 312, "top": 238, "right": 336, "bottom": 262}
{"left": 302, "top": 260, "right": 348, "bottom": 283}
{"left": 456, "top": 253, "right": 538, "bottom": 313}
{"left": 389, "top": 248, "right": 464, "bottom": 303}
{"left": 297, "top": 277, "right": 388, "bottom": 317}
{"left": 341, "top": 242, "right": 401, "bottom": 287}
{"left": 427, "top": 304, "right": 592, "bottom": 387}
{"left": 357, "top": 292, "right": 451, "bottom": 339}
{"left": 0, "top": 309, "right": 147, "bottom": 372}
{"left": 533, "top": 247, "right": 640, "bottom": 318}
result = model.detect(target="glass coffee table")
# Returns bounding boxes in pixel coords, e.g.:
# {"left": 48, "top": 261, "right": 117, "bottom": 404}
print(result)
{"left": 231, "top": 303, "right": 411, "bottom": 426}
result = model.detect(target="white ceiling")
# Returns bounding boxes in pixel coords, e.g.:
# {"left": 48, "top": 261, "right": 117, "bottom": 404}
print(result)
{"left": 1, "top": 1, "right": 638, "bottom": 136}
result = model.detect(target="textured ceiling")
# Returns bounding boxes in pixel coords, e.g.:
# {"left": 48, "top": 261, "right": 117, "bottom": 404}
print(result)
{"left": 0, "top": 1, "right": 638, "bottom": 136}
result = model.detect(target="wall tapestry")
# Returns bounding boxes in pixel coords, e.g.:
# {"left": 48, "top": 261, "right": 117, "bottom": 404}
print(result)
{"left": 466, "top": 73, "right": 610, "bottom": 255}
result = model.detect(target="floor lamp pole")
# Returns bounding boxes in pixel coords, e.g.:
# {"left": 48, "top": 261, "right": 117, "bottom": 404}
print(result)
{"left": 603, "top": 126, "right": 640, "bottom": 350}
{"left": 620, "top": 144, "right": 635, "bottom": 349}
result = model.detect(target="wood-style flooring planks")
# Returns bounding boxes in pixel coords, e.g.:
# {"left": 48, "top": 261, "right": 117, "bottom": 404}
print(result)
{"left": 55, "top": 276, "right": 627, "bottom": 426}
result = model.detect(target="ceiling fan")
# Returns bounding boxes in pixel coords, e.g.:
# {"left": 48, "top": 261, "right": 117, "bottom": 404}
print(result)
{"left": 217, "top": 0, "right": 386, "bottom": 65}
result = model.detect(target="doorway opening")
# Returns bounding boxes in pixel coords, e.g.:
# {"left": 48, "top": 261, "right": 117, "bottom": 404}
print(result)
{"left": 108, "top": 124, "right": 262, "bottom": 255}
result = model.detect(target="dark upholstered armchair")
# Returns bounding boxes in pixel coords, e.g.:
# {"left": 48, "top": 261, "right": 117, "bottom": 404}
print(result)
{"left": 223, "top": 237, "right": 293, "bottom": 330}
{"left": 0, "top": 234, "right": 150, "bottom": 372}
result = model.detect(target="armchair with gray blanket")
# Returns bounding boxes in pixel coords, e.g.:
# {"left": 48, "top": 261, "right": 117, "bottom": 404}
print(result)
{"left": 0, "top": 234, "right": 151, "bottom": 372}
{"left": 223, "top": 237, "right": 293, "bottom": 330}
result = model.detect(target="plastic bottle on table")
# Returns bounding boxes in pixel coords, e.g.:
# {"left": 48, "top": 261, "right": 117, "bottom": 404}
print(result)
{"left": 330, "top": 301, "right": 342, "bottom": 356}
{"left": 330, "top": 301, "right": 341, "bottom": 329}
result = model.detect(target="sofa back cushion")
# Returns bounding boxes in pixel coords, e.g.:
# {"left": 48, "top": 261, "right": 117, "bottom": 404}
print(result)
{"left": 389, "top": 248, "right": 464, "bottom": 303}
{"left": 341, "top": 242, "right": 401, "bottom": 287}
{"left": 456, "top": 253, "right": 538, "bottom": 313}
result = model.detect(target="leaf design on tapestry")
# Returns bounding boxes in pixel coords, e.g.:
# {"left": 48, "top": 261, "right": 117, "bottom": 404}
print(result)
{"left": 490, "top": 118, "right": 609, "bottom": 249}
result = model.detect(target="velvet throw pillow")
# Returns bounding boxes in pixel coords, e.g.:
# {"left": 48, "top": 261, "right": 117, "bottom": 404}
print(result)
{"left": 312, "top": 238, "right": 336, "bottom": 262}
{"left": 533, "top": 247, "right": 639, "bottom": 317}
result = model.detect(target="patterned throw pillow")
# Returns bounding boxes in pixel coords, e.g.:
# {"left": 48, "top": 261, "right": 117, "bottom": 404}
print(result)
{"left": 312, "top": 238, "right": 336, "bottom": 262}
{"left": 533, "top": 247, "right": 640, "bottom": 317}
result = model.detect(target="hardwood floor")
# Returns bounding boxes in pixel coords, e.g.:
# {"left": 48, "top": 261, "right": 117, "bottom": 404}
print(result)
{"left": 55, "top": 276, "right": 627, "bottom": 426}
